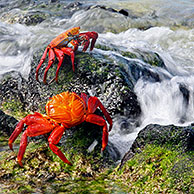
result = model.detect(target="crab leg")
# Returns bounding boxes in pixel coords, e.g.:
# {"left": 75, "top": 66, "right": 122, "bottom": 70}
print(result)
{"left": 48, "top": 125, "right": 72, "bottom": 165}
{"left": 60, "top": 47, "right": 75, "bottom": 71}
{"left": 90, "top": 32, "right": 98, "bottom": 51}
{"left": 36, "top": 46, "right": 49, "bottom": 82}
{"left": 43, "top": 48, "right": 55, "bottom": 84}
{"left": 17, "top": 118, "right": 56, "bottom": 167}
{"left": 48, "top": 48, "right": 65, "bottom": 84}
{"left": 87, "top": 96, "right": 112, "bottom": 131}
{"left": 8, "top": 118, "right": 25, "bottom": 151}
{"left": 48, "top": 47, "right": 75, "bottom": 84}
{"left": 85, "top": 114, "right": 108, "bottom": 151}
{"left": 17, "top": 130, "right": 28, "bottom": 167}
{"left": 9, "top": 112, "right": 57, "bottom": 166}
{"left": 80, "top": 35, "right": 90, "bottom": 52}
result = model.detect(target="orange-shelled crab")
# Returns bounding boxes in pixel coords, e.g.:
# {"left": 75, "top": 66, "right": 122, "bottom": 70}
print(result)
{"left": 36, "top": 27, "right": 98, "bottom": 84}
{"left": 8, "top": 91, "right": 112, "bottom": 166}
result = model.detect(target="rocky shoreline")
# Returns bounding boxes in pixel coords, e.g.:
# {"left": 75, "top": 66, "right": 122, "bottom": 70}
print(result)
{"left": 0, "top": 1, "right": 194, "bottom": 193}
{"left": 0, "top": 43, "right": 193, "bottom": 193}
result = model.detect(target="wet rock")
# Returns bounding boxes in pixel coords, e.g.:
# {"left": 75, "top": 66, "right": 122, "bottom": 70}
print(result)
{"left": 118, "top": 9, "right": 129, "bottom": 17}
{"left": 120, "top": 124, "right": 194, "bottom": 167}
{"left": 64, "top": 2, "right": 83, "bottom": 9}
{"left": 50, "top": 0, "right": 58, "bottom": 3}
{"left": 0, "top": 110, "right": 18, "bottom": 136}
{"left": 0, "top": 50, "right": 141, "bottom": 119}
{"left": 0, "top": 47, "right": 141, "bottom": 166}
{"left": 0, "top": 9, "right": 49, "bottom": 25}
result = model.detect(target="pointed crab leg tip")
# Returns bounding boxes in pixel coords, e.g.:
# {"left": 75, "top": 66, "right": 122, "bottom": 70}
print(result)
{"left": 100, "top": 150, "right": 104, "bottom": 157}
{"left": 36, "top": 75, "right": 40, "bottom": 83}
{"left": 43, "top": 80, "right": 48, "bottom": 85}
{"left": 18, "top": 160, "right": 23, "bottom": 167}
{"left": 8, "top": 143, "right": 13, "bottom": 151}
{"left": 68, "top": 162, "right": 73, "bottom": 166}
{"left": 65, "top": 159, "right": 73, "bottom": 166}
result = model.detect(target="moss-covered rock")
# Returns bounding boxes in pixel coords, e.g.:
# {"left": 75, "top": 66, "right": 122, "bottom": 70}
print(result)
{"left": 0, "top": 46, "right": 140, "bottom": 193}
{"left": 0, "top": 38, "right": 193, "bottom": 194}
{"left": 0, "top": 133, "right": 122, "bottom": 194}
{"left": 113, "top": 144, "right": 194, "bottom": 193}
{"left": 121, "top": 124, "right": 194, "bottom": 167}
{"left": 0, "top": 124, "right": 193, "bottom": 193}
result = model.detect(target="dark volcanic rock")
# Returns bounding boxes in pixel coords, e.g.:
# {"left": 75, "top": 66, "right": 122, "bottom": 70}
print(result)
{"left": 120, "top": 124, "right": 194, "bottom": 167}
{"left": 0, "top": 49, "right": 141, "bottom": 151}
{"left": 0, "top": 50, "right": 141, "bottom": 119}
{"left": 0, "top": 110, "right": 18, "bottom": 136}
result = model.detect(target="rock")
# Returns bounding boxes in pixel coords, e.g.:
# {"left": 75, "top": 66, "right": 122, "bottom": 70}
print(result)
{"left": 64, "top": 2, "right": 83, "bottom": 10}
{"left": 120, "top": 124, "right": 194, "bottom": 167}
{"left": 0, "top": 110, "right": 18, "bottom": 136}
{"left": 0, "top": 50, "right": 141, "bottom": 119}
{"left": 50, "top": 0, "right": 58, "bottom": 3}
{"left": 118, "top": 9, "right": 129, "bottom": 17}
{"left": 0, "top": 9, "right": 49, "bottom": 25}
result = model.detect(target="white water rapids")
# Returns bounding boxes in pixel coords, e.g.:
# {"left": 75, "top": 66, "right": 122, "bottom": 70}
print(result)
{"left": 96, "top": 27, "right": 194, "bottom": 158}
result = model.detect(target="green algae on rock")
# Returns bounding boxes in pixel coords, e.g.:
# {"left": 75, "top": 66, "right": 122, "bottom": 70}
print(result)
{"left": 113, "top": 144, "right": 194, "bottom": 193}
{"left": 0, "top": 125, "right": 193, "bottom": 193}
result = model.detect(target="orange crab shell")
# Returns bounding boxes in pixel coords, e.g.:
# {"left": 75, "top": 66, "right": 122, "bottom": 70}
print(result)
{"left": 45, "top": 91, "right": 86, "bottom": 125}
{"left": 49, "top": 27, "right": 80, "bottom": 48}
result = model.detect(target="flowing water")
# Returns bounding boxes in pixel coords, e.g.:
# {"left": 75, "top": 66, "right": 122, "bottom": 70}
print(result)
{"left": 0, "top": 0, "right": 194, "bottom": 158}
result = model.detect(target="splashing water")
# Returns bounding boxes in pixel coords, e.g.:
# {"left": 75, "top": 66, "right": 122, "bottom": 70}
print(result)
{"left": 135, "top": 76, "right": 194, "bottom": 127}
{"left": 0, "top": 22, "right": 33, "bottom": 79}
{"left": 98, "top": 27, "right": 194, "bottom": 158}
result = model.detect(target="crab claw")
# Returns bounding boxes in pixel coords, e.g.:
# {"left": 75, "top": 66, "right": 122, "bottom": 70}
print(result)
{"left": 79, "top": 32, "right": 98, "bottom": 52}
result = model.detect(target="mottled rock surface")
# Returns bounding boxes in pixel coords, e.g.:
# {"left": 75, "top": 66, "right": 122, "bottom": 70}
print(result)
{"left": 121, "top": 124, "right": 194, "bottom": 167}
{"left": 0, "top": 110, "right": 18, "bottom": 136}
{"left": 0, "top": 49, "right": 141, "bottom": 119}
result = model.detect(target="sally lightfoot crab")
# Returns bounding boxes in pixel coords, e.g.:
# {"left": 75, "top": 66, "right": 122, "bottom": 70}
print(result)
{"left": 36, "top": 27, "right": 98, "bottom": 84}
{"left": 8, "top": 91, "right": 112, "bottom": 167}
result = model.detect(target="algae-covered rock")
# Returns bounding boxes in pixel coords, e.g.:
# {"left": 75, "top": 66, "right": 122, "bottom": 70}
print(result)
{"left": 113, "top": 144, "right": 194, "bottom": 193}
{"left": 120, "top": 124, "right": 194, "bottom": 167}
{"left": 0, "top": 45, "right": 140, "bottom": 193}
{"left": 0, "top": 130, "right": 123, "bottom": 193}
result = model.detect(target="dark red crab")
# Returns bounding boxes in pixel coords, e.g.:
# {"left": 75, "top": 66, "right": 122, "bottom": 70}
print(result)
{"left": 36, "top": 27, "right": 98, "bottom": 84}
{"left": 8, "top": 91, "right": 112, "bottom": 167}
